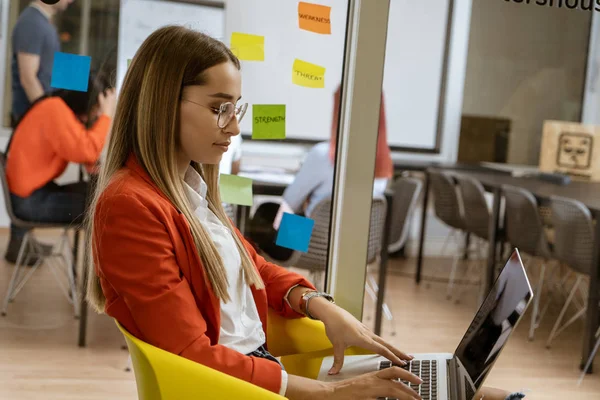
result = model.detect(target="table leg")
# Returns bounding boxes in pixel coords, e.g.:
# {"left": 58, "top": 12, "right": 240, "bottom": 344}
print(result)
{"left": 416, "top": 172, "right": 430, "bottom": 285}
{"left": 463, "top": 232, "right": 471, "bottom": 260}
{"left": 72, "top": 230, "right": 80, "bottom": 280}
{"left": 486, "top": 188, "right": 501, "bottom": 293}
{"left": 78, "top": 227, "right": 90, "bottom": 348}
{"left": 581, "top": 211, "right": 600, "bottom": 373}
{"left": 375, "top": 192, "right": 394, "bottom": 336}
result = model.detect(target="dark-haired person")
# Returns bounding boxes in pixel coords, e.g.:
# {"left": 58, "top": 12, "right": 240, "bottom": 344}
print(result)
{"left": 4, "top": 84, "right": 116, "bottom": 264}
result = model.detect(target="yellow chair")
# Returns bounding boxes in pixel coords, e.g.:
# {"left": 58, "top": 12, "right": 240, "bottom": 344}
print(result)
{"left": 117, "top": 308, "right": 372, "bottom": 399}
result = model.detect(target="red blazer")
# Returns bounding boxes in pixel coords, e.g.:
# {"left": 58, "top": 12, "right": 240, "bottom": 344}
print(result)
{"left": 94, "top": 155, "right": 316, "bottom": 394}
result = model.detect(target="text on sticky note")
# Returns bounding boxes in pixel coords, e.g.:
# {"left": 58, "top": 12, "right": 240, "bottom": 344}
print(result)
{"left": 252, "top": 105, "right": 286, "bottom": 140}
{"left": 292, "top": 59, "right": 325, "bottom": 88}
{"left": 219, "top": 174, "right": 253, "bottom": 206}
{"left": 298, "top": 2, "right": 332, "bottom": 35}
{"left": 230, "top": 32, "right": 265, "bottom": 61}
{"left": 276, "top": 213, "right": 315, "bottom": 253}
{"left": 51, "top": 52, "right": 91, "bottom": 92}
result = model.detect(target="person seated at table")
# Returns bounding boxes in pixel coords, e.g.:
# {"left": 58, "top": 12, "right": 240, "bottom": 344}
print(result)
{"left": 248, "top": 85, "right": 393, "bottom": 261}
{"left": 86, "top": 26, "right": 520, "bottom": 400}
{"left": 4, "top": 78, "right": 116, "bottom": 264}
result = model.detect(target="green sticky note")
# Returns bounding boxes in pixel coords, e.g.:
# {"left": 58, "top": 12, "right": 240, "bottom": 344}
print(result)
{"left": 127, "top": 59, "right": 132, "bottom": 68}
{"left": 252, "top": 104, "right": 286, "bottom": 140}
{"left": 219, "top": 174, "right": 253, "bottom": 206}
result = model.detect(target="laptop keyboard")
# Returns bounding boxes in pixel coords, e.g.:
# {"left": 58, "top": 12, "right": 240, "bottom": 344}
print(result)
{"left": 377, "top": 359, "right": 438, "bottom": 400}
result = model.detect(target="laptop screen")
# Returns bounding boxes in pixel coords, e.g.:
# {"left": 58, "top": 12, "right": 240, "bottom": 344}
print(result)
{"left": 453, "top": 250, "right": 532, "bottom": 392}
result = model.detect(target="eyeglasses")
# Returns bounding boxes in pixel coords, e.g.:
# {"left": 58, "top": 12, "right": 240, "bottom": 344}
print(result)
{"left": 183, "top": 99, "right": 248, "bottom": 129}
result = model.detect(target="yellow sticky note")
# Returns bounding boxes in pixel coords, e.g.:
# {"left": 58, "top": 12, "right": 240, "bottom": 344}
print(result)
{"left": 292, "top": 59, "right": 325, "bottom": 88}
{"left": 230, "top": 32, "right": 265, "bottom": 61}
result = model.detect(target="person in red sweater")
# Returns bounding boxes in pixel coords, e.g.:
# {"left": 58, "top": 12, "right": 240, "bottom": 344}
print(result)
{"left": 4, "top": 80, "right": 116, "bottom": 264}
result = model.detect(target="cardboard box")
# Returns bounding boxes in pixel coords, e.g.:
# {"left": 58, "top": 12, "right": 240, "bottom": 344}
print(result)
{"left": 539, "top": 120, "right": 600, "bottom": 182}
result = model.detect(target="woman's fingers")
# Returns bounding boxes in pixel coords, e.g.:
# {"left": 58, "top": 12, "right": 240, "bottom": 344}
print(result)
{"left": 363, "top": 338, "right": 407, "bottom": 366}
{"left": 376, "top": 366, "right": 422, "bottom": 385}
{"left": 372, "top": 334, "right": 413, "bottom": 361}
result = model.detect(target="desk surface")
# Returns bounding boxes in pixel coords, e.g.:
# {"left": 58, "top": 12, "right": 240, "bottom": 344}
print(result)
{"left": 452, "top": 170, "right": 600, "bottom": 213}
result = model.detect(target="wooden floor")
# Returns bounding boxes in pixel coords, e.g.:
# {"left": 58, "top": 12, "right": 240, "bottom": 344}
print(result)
{"left": 1, "top": 235, "right": 599, "bottom": 399}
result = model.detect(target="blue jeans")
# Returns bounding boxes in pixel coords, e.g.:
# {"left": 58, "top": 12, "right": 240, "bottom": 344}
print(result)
{"left": 10, "top": 181, "right": 88, "bottom": 240}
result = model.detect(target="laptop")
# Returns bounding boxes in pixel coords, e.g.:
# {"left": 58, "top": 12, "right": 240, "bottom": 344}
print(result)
{"left": 317, "top": 249, "right": 533, "bottom": 400}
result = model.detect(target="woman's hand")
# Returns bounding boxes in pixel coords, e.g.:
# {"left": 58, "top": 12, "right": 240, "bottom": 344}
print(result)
{"left": 310, "top": 298, "right": 412, "bottom": 375}
{"left": 98, "top": 88, "right": 117, "bottom": 118}
{"left": 328, "top": 367, "right": 423, "bottom": 400}
{"left": 286, "top": 368, "right": 422, "bottom": 400}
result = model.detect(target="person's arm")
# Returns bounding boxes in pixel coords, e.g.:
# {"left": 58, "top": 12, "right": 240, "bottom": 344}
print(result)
{"left": 281, "top": 145, "right": 327, "bottom": 213}
{"left": 17, "top": 52, "right": 44, "bottom": 102}
{"left": 45, "top": 90, "right": 116, "bottom": 164}
{"left": 238, "top": 233, "right": 317, "bottom": 318}
{"left": 95, "top": 193, "right": 285, "bottom": 394}
{"left": 44, "top": 98, "right": 110, "bottom": 164}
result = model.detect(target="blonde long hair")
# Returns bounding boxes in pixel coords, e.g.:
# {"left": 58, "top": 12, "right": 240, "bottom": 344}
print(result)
{"left": 86, "top": 26, "right": 264, "bottom": 313}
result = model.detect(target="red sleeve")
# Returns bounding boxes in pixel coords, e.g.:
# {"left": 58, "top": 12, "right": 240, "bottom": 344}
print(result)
{"left": 95, "top": 194, "right": 283, "bottom": 394}
{"left": 238, "top": 229, "right": 317, "bottom": 318}
{"left": 45, "top": 98, "right": 110, "bottom": 164}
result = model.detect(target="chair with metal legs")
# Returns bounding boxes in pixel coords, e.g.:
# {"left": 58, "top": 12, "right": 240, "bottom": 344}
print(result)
{"left": 502, "top": 185, "right": 555, "bottom": 341}
{"left": 426, "top": 170, "right": 467, "bottom": 291}
{"left": 261, "top": 196, "right": 395, "bottom": 334}
{"left": 545, "top": 196, "right": 595, "bottom": 349}
{"left": 453, "top": 175, "right": 498, "bottom": 305}
{"left": 0, "top": 152, "right": 81, "bottom": 318}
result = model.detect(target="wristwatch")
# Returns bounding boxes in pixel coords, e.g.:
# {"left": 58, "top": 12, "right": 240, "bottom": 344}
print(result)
{"left": 299, "top": 290, "right": 335, "bottom": 320}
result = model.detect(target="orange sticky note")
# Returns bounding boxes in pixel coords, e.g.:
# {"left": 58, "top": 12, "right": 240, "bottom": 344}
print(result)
{"left": 298, "top": 2, "right": 332, "bottom": 35}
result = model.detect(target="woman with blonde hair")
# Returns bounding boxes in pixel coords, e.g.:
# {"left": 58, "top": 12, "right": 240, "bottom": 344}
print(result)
{"left": 87, "top": 26, "right": 519, "bottom": 400}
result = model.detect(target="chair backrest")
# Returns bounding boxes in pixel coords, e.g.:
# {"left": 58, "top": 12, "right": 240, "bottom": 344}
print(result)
{"left": 388, "top": 177, "right": 423, "bottom": 253}
{"left": 502, "top": 185, "right": 551, "bottom": 258}
{"left": 550, "top": 196, "right": 595, "bottom": 275}
{"left": 115, "top": 321, "right": 284, "bottom": 400}
{"left": 294, "top": 195, "right": 387, "bottom": 271}
{"left": 455, "top": 175, "right": 490, "bottom": 240}
{"left": 0, "top": 152, "right": 18, "bottom": 224}
{"left": 428, "top": 169, "right": 465, "bottom": 231}
{"left": 367, "top": 196, "right": 388, "bottom": 263}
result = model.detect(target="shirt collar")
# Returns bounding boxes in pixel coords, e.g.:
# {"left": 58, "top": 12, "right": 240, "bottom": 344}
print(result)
{"left": 30, "top": 3, "right": 53, "bottom": 20}
{"left": 183, "top": 166, "right": 209, "bottom": 213}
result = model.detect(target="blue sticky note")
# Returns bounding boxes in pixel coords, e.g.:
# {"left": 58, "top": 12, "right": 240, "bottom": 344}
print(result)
{"left": 50, "top": 52, "right": 91, "bottom": 92}
{"left": 276, "top": 213, "right": 315, "bottom": 253}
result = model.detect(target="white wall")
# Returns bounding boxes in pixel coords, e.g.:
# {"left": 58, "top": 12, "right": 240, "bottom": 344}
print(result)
{"left": 582, "top": 12, "right": 600, "bottom": 125}
{"left": 461, "top": 0, "right": 590, "bottom": 166}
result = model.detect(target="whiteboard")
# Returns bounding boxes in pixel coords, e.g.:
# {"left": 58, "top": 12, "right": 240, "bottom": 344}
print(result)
{"left": 226, "top": 0, "right": 451, "bottom": 151}
{"left": 117, "top": 0, "right": 225, "bottom": 92}
{"left": 226, "top": 0, "right": 349, "bottom": 143}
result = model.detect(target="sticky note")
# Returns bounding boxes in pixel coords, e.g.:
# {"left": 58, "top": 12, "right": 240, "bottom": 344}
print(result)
{"left": 127, "top": 59, "right": 132, "bottom": 68}
{"left": 298, "top": 2, "right": 332, "bottom": 34}
{"left": 230, "top": 32, "right": 265, "bottom": 61}
{"left": 276, "top": 213, "right": 315, "bottom": 253}
{"left": 219, "top": 174, "right": 253, "bottom": 206}
{"left": 292, "top": 59, "right": 325, "bottom": 88}
{"left": 50, "top": 52, "right": 91, "bottom": 92}
{"left": 252, "top": 105, "right": 286, "bottom": 140}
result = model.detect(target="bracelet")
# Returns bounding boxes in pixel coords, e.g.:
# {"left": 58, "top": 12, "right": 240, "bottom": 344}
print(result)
{"left": 300, "top": 291, "right": 335, "bottom": 320}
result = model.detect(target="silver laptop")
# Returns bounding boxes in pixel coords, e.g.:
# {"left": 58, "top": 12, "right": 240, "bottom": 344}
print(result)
{"left": 317, "top": 249, "right": 533, "bottom": 400}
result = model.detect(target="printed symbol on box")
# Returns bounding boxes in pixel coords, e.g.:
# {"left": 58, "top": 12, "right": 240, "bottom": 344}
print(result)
{"left": 556, "top": 132, "right": 593, "bottom": 170}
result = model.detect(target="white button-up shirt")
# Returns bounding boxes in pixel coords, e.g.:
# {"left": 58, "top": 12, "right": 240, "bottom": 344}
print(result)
{"left": 183, "top": 167, "right": 288, "bottom": 395}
